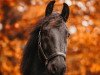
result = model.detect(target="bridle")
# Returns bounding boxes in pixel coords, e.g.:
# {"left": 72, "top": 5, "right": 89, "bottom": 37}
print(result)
{"left": 38, "top": 30, "right": 66, "bottom": 66}
{"left": 38, "top": 29, "right": 66, "bottom": 66}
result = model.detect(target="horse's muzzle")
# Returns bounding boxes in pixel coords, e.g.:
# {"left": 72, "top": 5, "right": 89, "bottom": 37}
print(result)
{"left": 47, "top": 56, "right": 66, "bottom": 75}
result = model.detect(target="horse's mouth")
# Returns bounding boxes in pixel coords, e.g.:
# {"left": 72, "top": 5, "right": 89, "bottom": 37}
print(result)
{"left": 46, "top": 56, "right": 66, "bottom": 75}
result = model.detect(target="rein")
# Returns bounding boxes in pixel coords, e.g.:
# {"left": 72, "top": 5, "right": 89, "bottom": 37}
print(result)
{"left": 38, "top": 30, "right": 66, "bottom": 66}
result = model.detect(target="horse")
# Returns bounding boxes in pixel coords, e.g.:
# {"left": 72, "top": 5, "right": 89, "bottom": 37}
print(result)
{"left": 21, "top": 1, "right": 70, "bottom": 75}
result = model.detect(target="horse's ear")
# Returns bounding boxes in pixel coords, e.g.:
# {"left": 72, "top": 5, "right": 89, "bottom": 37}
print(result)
{"left": 61, "top": 3, "right": 69, "bottom": 22}
{"left": 45, "top": 0, "right": 55, "bottom": 16}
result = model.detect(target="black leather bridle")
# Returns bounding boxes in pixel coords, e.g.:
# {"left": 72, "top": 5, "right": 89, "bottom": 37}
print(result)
{"left": 38, "top": 30, "right": 66, "bottom": 66}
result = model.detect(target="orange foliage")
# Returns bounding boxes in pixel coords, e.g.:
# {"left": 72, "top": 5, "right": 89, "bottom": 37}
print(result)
{"left": 0, "top": 0, "right": 100, "bottom": 75}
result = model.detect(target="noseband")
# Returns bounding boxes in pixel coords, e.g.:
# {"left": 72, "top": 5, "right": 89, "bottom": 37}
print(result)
{"left": 38, "top": 30, "right": 66, "bottom": 66}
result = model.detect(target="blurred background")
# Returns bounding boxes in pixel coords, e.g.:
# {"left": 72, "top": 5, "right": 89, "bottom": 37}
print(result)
{"left": 0, "top": 0, "right": 100, "bottom": 75}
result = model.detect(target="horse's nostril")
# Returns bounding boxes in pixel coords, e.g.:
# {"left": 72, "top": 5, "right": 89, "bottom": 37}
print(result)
{"left": 62, "top": 66, "right": 66, "bottom": 73}
{"left": 52, "top": 64, "right": 57, "bottom": 74}
{"left": 51, "top": 64, "right": 66, "bottom": 75}
{"left": 62, "top": 65, "right": 66, "bottom": 74}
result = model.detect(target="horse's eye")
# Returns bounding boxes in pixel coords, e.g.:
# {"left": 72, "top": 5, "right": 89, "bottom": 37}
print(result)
{"left": 43, "top": 29, "right": 48, "bottom": 32}
{"left": 67, "top": 32, "right": 70, "bottom": 38}
{"left": 65, "top": 31, "right": 70, "bottom": 38}
{"left": 42, "top": 30, "right": 47, "bottom": 35}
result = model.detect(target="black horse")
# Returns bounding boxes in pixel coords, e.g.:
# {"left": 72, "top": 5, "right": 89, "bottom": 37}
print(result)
{"left": 21, "top": 1, "right": 70, "bottom": 75}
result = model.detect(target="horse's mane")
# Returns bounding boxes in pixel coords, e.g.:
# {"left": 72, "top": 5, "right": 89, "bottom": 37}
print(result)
{"left": 21, "top": 19, "right": 42, "bottom": 75}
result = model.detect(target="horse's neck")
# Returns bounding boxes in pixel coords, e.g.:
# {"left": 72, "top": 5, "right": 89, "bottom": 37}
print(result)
{"left": 31, "top": 49, "right": 46, "bottom": 75}
{"left": 29, "top": 32, "right": 46, "bottom": 75}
